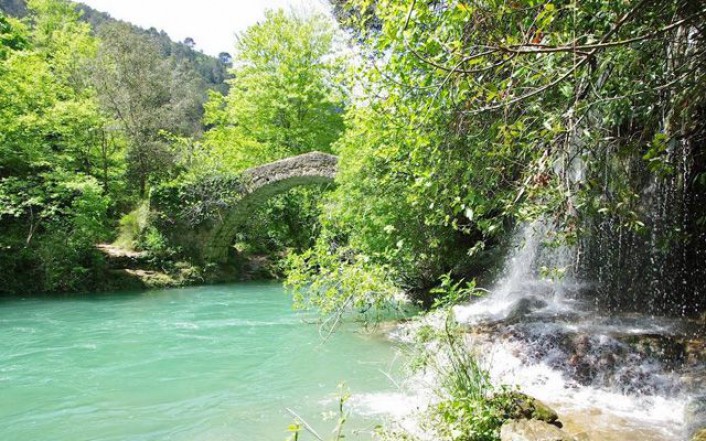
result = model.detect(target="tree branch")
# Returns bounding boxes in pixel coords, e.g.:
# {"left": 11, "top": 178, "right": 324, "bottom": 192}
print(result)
{"left": 499, "top": 18, "right": 688, "bottom": 54}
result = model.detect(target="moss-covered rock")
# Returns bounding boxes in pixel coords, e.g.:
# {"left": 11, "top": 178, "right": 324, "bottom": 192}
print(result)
{"left": 494, "top": 392, "right": 561, "bottom": 427}
{"left": 687, "top": 396, "right": 706, "bottom": 440}
{"left": 500, "top": 419, "right": 576, "bottom": 441}
{"left": 693, "top": 428, "right": 706, "bottom": 441}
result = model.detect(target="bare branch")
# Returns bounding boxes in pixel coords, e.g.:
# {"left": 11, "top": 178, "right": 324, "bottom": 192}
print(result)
{"left": 500, "top": 18, "right": 689, "bottom": 54}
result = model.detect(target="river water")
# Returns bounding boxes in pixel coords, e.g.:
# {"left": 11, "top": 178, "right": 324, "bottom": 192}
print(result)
{"left": 0, "top": 283, "right": 402, "bottom": 441}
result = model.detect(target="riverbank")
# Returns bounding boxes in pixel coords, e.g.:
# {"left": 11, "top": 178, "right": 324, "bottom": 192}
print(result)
{"left": 94, "top": 243, "right": 282, "bottom": 293}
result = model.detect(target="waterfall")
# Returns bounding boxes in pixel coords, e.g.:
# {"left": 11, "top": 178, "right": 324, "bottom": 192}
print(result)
{"left": 448, "top": 218, "right": 704, "bottom": 440}
{"left": 454, "top": 220, "right": 579, "bottom": 324}
{"left": 577, "top": 109, "right": 706, "bottom": 316}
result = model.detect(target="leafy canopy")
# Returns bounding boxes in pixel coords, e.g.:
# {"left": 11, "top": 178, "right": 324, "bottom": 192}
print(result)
{"left": 203, "top": 9, "right": 345, "bottom": 172}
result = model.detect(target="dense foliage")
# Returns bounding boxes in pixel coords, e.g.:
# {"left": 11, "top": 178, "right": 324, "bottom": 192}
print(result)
{"left": 180, "top": 10, "right": 346, "bottom": 261}
{"left": 0, "top": 0, "right": 228, "bottom": 294}
{"left": 0, "top": 0, "right": 230, "bottom": 95}
{"left": 1, "top": 0, "right": 704, "bottom": 316}
{"left": 0, "top": 2, "right": 349, "bottom": 294}
{"left": 93, "top": 21, "right": 202, "bottom": 197}
{"left": 202, "top": 9, "right": 345, "bottom": 171}
{"left": 287, "top": 0, "right": 706, "bottom": 315}
{"left": 0, "top": 2, "right": 111, "bottom": 293}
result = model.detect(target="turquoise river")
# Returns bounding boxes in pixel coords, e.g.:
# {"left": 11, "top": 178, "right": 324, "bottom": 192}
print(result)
{"left": 0, "top": 283, "right": 404, "bottom": 441}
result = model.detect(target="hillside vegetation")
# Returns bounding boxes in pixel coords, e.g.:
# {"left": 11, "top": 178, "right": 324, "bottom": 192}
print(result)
{"left": 1, "top": 0, "right": 704, "bottom": 317}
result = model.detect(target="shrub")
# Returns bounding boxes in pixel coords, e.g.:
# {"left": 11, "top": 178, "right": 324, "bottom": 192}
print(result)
{"left": 114, "top": 201, "right": 150, "bottom": 249}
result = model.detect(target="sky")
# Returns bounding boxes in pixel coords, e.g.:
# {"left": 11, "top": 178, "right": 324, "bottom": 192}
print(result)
{"left": 79, "top": 0, "right": 331, "bottom": 56}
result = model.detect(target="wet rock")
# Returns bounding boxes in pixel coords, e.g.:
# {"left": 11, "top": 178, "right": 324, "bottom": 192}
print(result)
{"left": 686, "top": 396, "right": 706, "bottom": 439}
{"left": 495, "top": 319, "right": 701, "bottom": 394}
{"left": 463, "top": 304, "right": 705, "bottom": 409}
{"left": 494, "top": 392, "right": 561, "bottom": 427}
{"left": 500, "top": 419, "right": 576, "bottom": 441}
{"left": 573, "top": 334, "right": 591, "bottom": 356}
{"left": 506, "top": 297, "right": 549, "bottom": 323}
{"left": 682, "top": 365, "right": 706, "bottom": 390}
{"left": 686, "top": 339, "right": 706, "bottom": 368}
{"left": 693, "top": 429, "right": 706, "bottom": 441}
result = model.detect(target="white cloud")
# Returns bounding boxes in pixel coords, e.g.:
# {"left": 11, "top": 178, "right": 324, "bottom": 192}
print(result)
{"left": 79, "top": 0, "right": 331, "bottom": 56}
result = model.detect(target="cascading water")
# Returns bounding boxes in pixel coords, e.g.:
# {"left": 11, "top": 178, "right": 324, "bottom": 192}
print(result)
{"left": 450, "top": 220, "right": 705, "bottom": 440}
{"left": 578, "top": 106, "right": 706, "bottom": 317}
{"left": 454, "top": 221, "right": 579, "bottom": 325}
{"left": 382, "top": 108, "right": 705, "bottom": 438}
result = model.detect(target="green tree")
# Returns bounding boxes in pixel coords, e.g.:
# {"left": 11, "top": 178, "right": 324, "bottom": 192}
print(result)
{"left": 93, "top": 22, "right": 202, "bottom": 197}
{"left": 0, "top": 1, "right": 113, "bottom": 294}
{"left": 27, "top": 0, "right": 96, "bottom": 91}
{"left": 203, "top": 9, "right": 345, "bottom": 172}
{"left": 287, "top": 0, "right": 706, "bottom": 313}
{"left": 0, "top": 11, "right": 27, "bottom": 57}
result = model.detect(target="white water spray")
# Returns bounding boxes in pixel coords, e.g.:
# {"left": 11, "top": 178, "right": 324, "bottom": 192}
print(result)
{"left": 455, "top": 220, "right": 698, "bottom": 440}
{"left": 380, "top": 220, "right": 701, "bottom": 440}
{"left": 454, "top": 220, "right": 579, "bottom": 324}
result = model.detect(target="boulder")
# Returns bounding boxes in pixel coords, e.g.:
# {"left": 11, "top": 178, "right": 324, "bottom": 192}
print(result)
{"left": 505, "top": 297, "right": 549, "bottom": 323}
{"left": 686, "top": 396, "right": 706, "bottom": 439}
{"left": 494, "top": 392, "right": 561, "bottom": 427}
{"left": 692, "top": 429, "right": 706, "bottom": 441}
{"left": 500, "top": 419, "right": 576, "bottom": 441}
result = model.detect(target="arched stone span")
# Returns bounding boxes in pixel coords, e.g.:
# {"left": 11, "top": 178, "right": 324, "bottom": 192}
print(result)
{"left": 203, "top": 151, "right": 337, "bottom": 262}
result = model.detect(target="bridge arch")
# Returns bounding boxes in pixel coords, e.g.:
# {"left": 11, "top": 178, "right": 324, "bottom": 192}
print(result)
{"left": 202, "top": 152, "right": 337, "bottom": 262}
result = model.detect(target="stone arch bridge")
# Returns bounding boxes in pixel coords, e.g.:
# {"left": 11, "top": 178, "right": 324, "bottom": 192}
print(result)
{"left": 195, "top": 152, "right": 338, "bottom": 262}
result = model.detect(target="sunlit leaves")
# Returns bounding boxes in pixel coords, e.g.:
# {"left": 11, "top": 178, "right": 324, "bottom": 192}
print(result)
{"left": 0, "top": 0, "right": 113, "bottom": 294}
{"left": 286, "top": 0, "right": 704, "bottom": 314}
{"left": 203, "top": 9, "right": 345, "bottom": 172}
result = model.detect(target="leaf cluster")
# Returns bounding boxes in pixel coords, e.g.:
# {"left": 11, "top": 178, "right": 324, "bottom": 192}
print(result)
{"left": 286, "top": 0, "right": 706, "bottom": 314}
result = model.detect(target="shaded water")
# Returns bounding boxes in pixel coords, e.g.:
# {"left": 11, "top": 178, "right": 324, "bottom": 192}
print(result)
{"left": 0, "top": 283, "right": 401, "bottom": 441}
